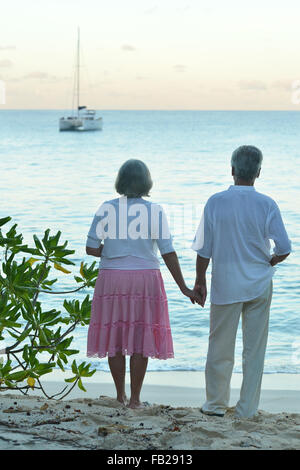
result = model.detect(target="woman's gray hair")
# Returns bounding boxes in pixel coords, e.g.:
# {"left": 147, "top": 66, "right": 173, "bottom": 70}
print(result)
{"left": 115, "top": 159, "right": 153, "bottom": 198}
{"left": 231, "top": 145, "right": 263, "bottom": 182}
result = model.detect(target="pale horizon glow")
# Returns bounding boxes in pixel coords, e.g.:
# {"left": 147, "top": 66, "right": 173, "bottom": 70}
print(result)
{"left": 1, "top": 0, "right": 300, "bottom": 110}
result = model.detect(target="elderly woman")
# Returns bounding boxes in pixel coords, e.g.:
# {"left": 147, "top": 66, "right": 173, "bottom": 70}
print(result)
{"left": 86, "top": 159, "right": 199, "bottom": 408}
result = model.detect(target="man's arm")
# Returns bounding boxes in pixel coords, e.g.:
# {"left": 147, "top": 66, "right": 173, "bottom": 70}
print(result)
{"left": 267, "top": 203, "right": 291, "bottom": 266}
{"left": 193, "top": 255, "right": 210, "bottom": 307}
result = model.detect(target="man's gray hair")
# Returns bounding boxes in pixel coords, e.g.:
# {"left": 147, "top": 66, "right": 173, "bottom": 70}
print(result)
{"left": 115, "top": 159, "right": 153, "bottom": 198}
{"left": 231, "top": 145, "right": 263, "bottom": 182}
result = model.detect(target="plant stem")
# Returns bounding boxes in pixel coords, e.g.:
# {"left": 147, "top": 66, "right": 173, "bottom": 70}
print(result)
{"left": 15, "top": 284, "right": 87, "bottom": 295}
{"left": 5, "top": 257, "right": 49, "bottom": 353}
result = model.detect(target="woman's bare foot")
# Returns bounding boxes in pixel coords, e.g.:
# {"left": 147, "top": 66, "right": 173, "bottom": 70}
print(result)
{"left": 127, "top": 399, "right": 150, "bottom": 409}
{"left": 127, "top": 400, "right": 143, "bottom": 409}
{"left": 117, "top": 394, "right": 128, "bottom": 406}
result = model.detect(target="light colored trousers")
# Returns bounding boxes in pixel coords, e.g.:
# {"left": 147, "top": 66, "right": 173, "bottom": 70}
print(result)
{"left": 202, "top": 281, "right": 273, "bottom": 418}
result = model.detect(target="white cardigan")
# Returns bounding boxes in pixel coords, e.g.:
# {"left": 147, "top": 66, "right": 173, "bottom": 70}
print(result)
{"left": 86, "top": 197, "right": 174, "bottom": 268}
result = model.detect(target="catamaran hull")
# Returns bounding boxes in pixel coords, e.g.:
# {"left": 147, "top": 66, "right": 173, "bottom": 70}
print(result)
{"left": 59, "top": 118, "right": 102, "bottom": 132}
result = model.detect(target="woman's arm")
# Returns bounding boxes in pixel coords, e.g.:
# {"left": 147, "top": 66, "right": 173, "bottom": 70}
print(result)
{"left": 86, "top": 244, "right": 103, "bottom": 257}
{"left": 162, "top": 251, "right": 202, "bottom": 305}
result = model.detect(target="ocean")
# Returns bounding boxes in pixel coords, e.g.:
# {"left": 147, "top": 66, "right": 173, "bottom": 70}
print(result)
{"left": 1, "top": 110, "right": 299, "bottom": 374}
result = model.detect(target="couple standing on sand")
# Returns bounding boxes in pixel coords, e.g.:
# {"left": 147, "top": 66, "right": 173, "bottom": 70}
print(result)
{"left": 85, "top": 145, "right": 291, "bottom": 418}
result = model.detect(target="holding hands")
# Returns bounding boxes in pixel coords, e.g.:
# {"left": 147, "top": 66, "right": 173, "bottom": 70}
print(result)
{"left": 161, "top": 251, "right": 205, "bottom": 307}
{"left": 191, "top": 281, "right": 207, "bottom": 307}
{"left": 181, "top": 285, "right": 204, "bottom": 306}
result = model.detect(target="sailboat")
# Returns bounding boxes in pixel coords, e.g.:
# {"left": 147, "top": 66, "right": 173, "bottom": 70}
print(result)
{"left": 59, "top": 28, "right": 102, "bottom": 132}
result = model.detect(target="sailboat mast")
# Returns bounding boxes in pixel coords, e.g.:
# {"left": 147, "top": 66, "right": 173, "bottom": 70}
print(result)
{"left": 77, "top": 27, "right": 80, "bottom": 117}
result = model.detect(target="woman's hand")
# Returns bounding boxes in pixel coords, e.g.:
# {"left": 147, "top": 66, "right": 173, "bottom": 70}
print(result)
{"left": 86, "top": 244, "right": 104, "bottom": 257}
{"left": 161, "top": 252, "right": 203, "bottom": 306}
{"left": 181, "top": 286, "right": 204, "bottom": 306}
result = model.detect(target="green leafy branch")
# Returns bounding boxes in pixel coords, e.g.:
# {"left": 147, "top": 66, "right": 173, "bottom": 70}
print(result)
{"left": 0, "top": 216, "right": 98, "bottom": 399}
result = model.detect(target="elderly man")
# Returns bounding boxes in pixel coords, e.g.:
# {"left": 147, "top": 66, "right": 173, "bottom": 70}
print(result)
{"left": 192, "top": 145, "right": 291, "bottom": 418}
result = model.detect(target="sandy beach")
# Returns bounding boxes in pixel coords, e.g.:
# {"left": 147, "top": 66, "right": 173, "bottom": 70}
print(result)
{"left": 0, "top": 371, "right": 299, "bottom": 450}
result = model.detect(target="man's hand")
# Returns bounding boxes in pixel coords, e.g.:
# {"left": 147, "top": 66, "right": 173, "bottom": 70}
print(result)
{"left": 193, "top": 256, "right": 210, "bottom": 307}
{"left": 270, "top": 253, "right": 290, "bottom": 266}
{"left": 193, "top": 282, "right": 207, "bottom": 308}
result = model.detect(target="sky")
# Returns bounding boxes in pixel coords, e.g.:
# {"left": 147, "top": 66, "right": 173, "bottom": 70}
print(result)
{"left": 1, "top": 0, "right": 300, "bottom": 110}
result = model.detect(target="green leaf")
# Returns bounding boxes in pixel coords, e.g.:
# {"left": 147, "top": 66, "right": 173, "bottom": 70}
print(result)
{"left": 0, "top": 320, "right": 22, "bottom": 329}
{"left": 59, "top": 353, "right": 68, "bottom": 364}
{"left": 77, "top": 378, "right": 86, "bottom": 392}
{"left": 49, "top": 231, "right": 61, "bottom": 248}
{"left": 34, "top": 363, "right": 55, "bottom": 376}
{"left": 33, "top": 234, "right": 44, "bottom": 253}
{"left": 0, "top": 216, "right": 12, "bottom": 227}
{"left": 57, "top": 358, "right": 65, "bottom": 372}
{"left": 71, "top": 360, "right": 78, "bottom": 375}
{"left": 7, "top": 370, "right": 29, "bottom": 381}
{"left": 64, "top": 376, "right": 77, "bottom": 383}
{"left": 42, "top": 229, "right": 51, "bottom": 247}
{"left": 15, "top": 327, "right": 32, "bottom": 343}
{"left": 0, "top": 359, "right": 12, "bottom": 377}
{"left": 51, "top": 257, "right": 75, "bottom": 266}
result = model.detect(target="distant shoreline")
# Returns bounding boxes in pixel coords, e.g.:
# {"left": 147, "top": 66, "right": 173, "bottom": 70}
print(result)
{"left": 36, "top": 370, "right": 300, "bottom": 413}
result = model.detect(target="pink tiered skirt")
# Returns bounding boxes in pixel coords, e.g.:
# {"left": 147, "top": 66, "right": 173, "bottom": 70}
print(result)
{"left": 87, "top": 269, "right": 174, "bottom": 360}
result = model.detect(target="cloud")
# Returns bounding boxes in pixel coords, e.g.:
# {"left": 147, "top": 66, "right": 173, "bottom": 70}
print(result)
{"left": 173, "top": 64, "right": 187, "bottom": 73}
{"left": 177, "top": 4, "right": 191, "bottom": 12}
{"left": 0, "top": 45, "right": 16, "bottom": 51}
{"left": 238, "top": 80, "right": 267, "bottom": 91}
{"left": 23, "top": 72, "right": 54, "bottom": 80}
{"left": 0, "top": 59, "right": 13, "bottom": 68}
{"left": 121, "top": 44, "right": 136, "bottom": 52}
{"left": 22, "top": 71, "right": 62, "bottom": 81}
{"left": 8, "top": 72, "right": 70, "bottom": 84}
{"left": 272, "top": 80, "right": 292, "bottom": 92}
{"left": 144, "top": 5, "right": 158, "bottom": 14}
{"left": 136, "top": 75, "right": 148, "bottom": 81}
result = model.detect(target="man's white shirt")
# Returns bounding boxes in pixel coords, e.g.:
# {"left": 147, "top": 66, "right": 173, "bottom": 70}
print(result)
{"left": 192, "top": 185, "right": 291, "bottom": 305}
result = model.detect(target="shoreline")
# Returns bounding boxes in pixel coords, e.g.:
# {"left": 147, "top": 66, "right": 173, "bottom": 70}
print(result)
{"left": 1, "top": 371, "right": 299, "bottom": 450}
{"left": 3, "top": 370, "right": 299, "bottom": 413}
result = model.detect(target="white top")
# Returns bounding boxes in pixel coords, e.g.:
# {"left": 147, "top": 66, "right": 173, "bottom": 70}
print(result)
{"left": 86, "top": 197, "right": 174, "bottom": 269}
{"left": 192, "top": 185, "right": 292, "bottom": 305}
{"left": 99, "top": 255, "right": 159, "bottom": 270}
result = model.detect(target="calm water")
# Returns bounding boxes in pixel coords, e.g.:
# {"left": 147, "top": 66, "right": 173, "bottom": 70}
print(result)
{"left": 1, "top": 110, "right": 299, "bottom": 374}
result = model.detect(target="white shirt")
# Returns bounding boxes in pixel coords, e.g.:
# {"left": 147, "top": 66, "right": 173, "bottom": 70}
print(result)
{"left": 192, "top": 185, "right": 292, "bottom": 305}
{"left": 86, "top": 197, "right": 174, "bottom": 269}
{"left": 99, "top": 255, "right": 159, "bottom": 270}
